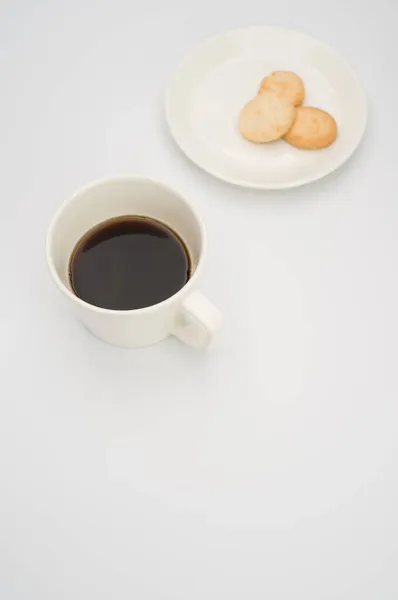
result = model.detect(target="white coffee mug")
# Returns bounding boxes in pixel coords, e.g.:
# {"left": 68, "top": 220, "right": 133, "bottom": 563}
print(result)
{"left": 46, "top": 176, "right": 222, "bottom": 349}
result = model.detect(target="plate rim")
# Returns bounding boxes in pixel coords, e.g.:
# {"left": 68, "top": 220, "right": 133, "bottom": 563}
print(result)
{"left": 165, "top": 26, "right": 368, "bottom": 190}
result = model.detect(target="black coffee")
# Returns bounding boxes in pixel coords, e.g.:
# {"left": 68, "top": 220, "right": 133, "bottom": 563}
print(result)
{"left": 69, "top": 216, "right": 191, "bottom": 310}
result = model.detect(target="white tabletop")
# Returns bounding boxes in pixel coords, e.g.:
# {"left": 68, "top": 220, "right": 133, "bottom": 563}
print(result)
{"left": 1, "top": 1, "right": 397, "bottom": 598}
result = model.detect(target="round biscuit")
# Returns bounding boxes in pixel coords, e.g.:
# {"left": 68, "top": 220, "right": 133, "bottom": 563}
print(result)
{"left": 284, "top": 106, "right": 337, "bottom": 150}
{"left": 239, "top": 90, "right": 297, "bottom": 143}
{"left": 259, "top": 71, "right": 305, "bottom": 107}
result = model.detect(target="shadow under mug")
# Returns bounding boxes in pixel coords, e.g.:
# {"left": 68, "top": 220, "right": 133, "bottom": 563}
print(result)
{"left": 46, "top": 176, "right": 222, "bottom": 349}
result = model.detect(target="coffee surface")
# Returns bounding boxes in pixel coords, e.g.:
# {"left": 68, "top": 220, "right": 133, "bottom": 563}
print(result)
{"left": 69, "top": 216, "right": 191, "bottom": 310}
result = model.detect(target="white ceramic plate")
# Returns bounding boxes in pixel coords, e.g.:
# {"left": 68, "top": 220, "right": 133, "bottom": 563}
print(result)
{"left": 166, "top": 27, "right": 367, "bottom": 189}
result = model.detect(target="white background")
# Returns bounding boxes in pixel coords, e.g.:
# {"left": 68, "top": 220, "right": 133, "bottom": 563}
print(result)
{"left": 1, "top": 1, "right": 397, "bottom": 598}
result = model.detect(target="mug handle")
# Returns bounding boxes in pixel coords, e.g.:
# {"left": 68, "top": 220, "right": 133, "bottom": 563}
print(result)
{"left": 172, "top": 291, "right": 222, "bottom": 349}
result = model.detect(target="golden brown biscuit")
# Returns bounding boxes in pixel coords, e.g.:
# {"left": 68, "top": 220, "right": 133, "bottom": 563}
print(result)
{"left": 239, "top": 90, "right": 297, "bottom": 143}
{"left": 284, "top": 107, "right": 337, "bottom": 149}
{"left": 259, "top": 71, "right": 305, "bottom": 107}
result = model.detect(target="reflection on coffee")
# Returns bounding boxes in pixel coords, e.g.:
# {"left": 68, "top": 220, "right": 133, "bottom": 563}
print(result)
{"left": 69, "top": 216, "right": 191, "bottom": 310}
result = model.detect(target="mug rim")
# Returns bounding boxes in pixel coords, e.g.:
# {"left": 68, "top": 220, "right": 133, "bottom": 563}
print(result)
{"left": 46, "top": 175, "right": 206, "bottom": 315}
